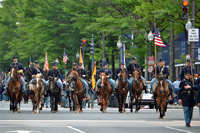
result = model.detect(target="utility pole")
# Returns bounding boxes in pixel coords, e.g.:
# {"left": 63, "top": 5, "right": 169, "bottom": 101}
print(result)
{"left": 102, "top": 32, "right": 105, "bottom": 59}
{"left": 90, "top": 34, "right": 95, "bottom": 69}
{"left": 191, "top": 0, "right": 195, "bottom": 68}
{"left": 170, "top": 20, "right": 175, "bottom": 82}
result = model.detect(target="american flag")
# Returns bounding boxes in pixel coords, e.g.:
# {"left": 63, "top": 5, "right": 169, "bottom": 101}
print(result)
{"left": 43, "top": 52, "right": 49, "bottom": 71}
{"left": 154, "top": 27, "right": 166, "bottom": 47}
{"left": 63, "top": 49, "right": 67, "bottom": 64}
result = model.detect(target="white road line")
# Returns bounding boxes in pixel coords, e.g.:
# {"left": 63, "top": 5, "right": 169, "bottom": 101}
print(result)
{"left": 165, "top": 126, "right": 194, "bottom": 133}
{"left": 67, "top": 126, "right": 86, "bottom": 133}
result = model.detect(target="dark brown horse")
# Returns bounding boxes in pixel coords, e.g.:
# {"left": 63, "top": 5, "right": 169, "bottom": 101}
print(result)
{"left": 99, "top": 72, "right": 112, "bottom": 113}
{"left": 117, "top": 68, "right": 129, "bottom": 113}
{"left": 67, "top": 69, "right": 85, "bottom": 113}
{"left": 8, "top": 65, "right": 22, "bottom": 113}
{"left": 65, "top": 81, "right": 76, "bottom": 112}
{"left": 156, "top": 75, "right": 170, "bottom": 119}
{"left": 31, "top": 74, "right": 44, "bottom": 114}
{"left": 130, "top": 69, "right": 143, "bottom": 113}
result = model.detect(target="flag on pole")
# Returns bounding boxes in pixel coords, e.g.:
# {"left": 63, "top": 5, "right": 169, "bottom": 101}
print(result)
{"left": 63, "top": 49, "right": 68, "bottom": 64}
{"left": 154, "top": 27, "right": 166, "bottom": 47}
{"left": 43, "top": 52, "right": 49, "bottom": 71}
{"left": 120, "top": 43, "right": 125, "bottom": 68}
{"left": 91, "top": 62, "right": 96, "bottom": 91}
{"left": 79, "top": 49, "right": 84, "bottom": 69}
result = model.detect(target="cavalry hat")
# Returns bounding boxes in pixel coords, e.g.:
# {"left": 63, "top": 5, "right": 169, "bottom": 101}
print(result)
{"left": 34, "top": 60, "right": 39, "bottom": 64}
{"left": 158, "top": 58, "right": 164, "bottom": 62}
{"left": 120, "top": 62, "right": 125, "bottom": 65}
{"left": 186, "top": 58, "right": 191, "bottom": 62}
{"left": 13, "top": 56, "right": 18, "bottom": 59}
{"left": 78, "top": 63, "right": 82, "bottom": 66}
{"left": 103, "top": 62, "right": 109, "bottom": 66}
{"left": 52, "top": 61, "right": 57, "bottom": 66}
{"left": 73, "top": 63, "right": 77, "bottom": 66}
{"left": 132, "top": 57, "right": 136, "bottom": 60}
{"left": 184, "top": 70, "right": 191, "bottom": 75}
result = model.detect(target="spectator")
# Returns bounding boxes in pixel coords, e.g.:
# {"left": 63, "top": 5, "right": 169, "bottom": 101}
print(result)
{"left": 0, "top": 82, "right": 4, "bottom": 101}
{"left": 173, "top": 77, "right": 181, "bottom": 105}
{"left": 88, "top": 77, "right": 94, "bottom": 109}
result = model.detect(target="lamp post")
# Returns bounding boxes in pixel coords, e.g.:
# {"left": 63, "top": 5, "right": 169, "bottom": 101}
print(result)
{"left": 117, "top": 36, "right": 122, "bottom": 67}
{"left": 185, "top": 19, "right": 192, "bottom": 56}
{"left": 76, "top": 52, "right": 80, "bottom": 63}
{"left": 147, "top": 31, "right": 154, "bottom": 79}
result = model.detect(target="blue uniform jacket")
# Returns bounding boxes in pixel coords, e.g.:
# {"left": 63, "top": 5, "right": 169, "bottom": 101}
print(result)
{"left": 97, "top": 68, "right": 112, "bottom": 78}
{"left": 48, "top": 68, "right": 61, "bottom": 79}
{"left": 127, "top": 63, "right": 141, "bottom": 75}
{"left": 178, "top": 79, "right": 199, "bottom": 107}
{"left": 0, "top": 85, "right": 5, "bottom": 94}
{"left": 115, "top": 68, "right": 128, "bottom": 79}
{"left": 197, "top": 90, "right": 200, "bottom": 104}
{"left": 180, "top": 66, "right": 195, "bottom": 80}
{"left": 31, "top": 67, "right": 43, "bottom": 75}
{"left": 7, "top": 62, "right": 24, "bottom": 72}
{"left": 77, "top": 69, "right": 87, "bottom": 78}
{"left": 155, "top": 66, "right": 169, "bottom": 78}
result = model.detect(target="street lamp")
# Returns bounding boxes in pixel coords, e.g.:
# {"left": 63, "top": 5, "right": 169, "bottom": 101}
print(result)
{"left": 76, "top": 52, "right": 80, "bottom": 63}
{"left": 147, "top": 31, "right": 154, "bottom": 80}
{"left": 185, "top": 19, "right": 192, "bottom": 31}
{"left": 117, "top": 36, "right": 122, "bottom": 67}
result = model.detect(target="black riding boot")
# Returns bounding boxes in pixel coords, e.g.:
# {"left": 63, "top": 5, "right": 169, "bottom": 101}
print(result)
{"left": 2, "top": 87, "right": 9, "bottom": 96}
{"left": 143, "top": 86, "right": 149, "bottom": 94}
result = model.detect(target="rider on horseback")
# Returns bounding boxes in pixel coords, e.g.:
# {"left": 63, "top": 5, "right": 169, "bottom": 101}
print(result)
{"left": 47, "top": 61, "right": 64, "bottom": 96}
{"left": 95, "top": 62, "right": 116, "bottom": 95}
{"left": 180, "top": 58, "right": 195, "bottom": 81}
{"left": 150, "top": 58, "right": 176, "bottom": 98}
{"left": 115, "top": 62, "right": 131, "bottom": 91}
{"left": 127, "top": 57, "right": 149, "bottom": 93}
{"left": 29, "top": 60, "right": 48, "bottom": 95}
{"left": 77, "top": 63, "right": 89, "bottom": 98}
{"left": 3, "top": 56, "right": 26, "bottom": 96}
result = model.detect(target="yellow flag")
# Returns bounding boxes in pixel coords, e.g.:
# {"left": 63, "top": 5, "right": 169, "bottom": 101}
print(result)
{"left": 92, "top": 62, "right": 96, "bottom": 90}
{"left": 79, "top": 49, "right": 84, "bottom": 69}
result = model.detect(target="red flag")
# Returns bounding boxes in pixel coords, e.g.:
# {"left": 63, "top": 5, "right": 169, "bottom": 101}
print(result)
{"left": 43, "top": 52, "right": 49, "bottom": 71}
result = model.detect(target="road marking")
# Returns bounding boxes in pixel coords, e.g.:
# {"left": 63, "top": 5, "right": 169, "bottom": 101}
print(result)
{"left": 7, "top": 130, "right": 39, "bottom": 133}
{"left": 67, "top": 126, "right": 86, "bottom": 133}
{"left": 165, "top": 126, "right": 194, "bottom": 133}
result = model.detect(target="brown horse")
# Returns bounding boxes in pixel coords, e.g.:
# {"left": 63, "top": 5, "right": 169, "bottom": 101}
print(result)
{"left": 130, "top": 69, "right": 143, "bottom": 113}
{"left": 8, "top": 65, "right": 22, "bottom": 113}
{"left": 31, "top": 74, "right": 44, "bottom": 113}
{"left": 99, "top": 72, "right": 112, "bottom": 113}
{"left": 156, "top": 75, "right": 170, "bottom": 119}
{"left": 67, "top": 69, "right": 85, "bottom": 113}
{"left": 117, "top": 68, "right": 129, "bottom": 113}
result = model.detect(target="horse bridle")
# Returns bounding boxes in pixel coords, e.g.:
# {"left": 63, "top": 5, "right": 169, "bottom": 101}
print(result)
{"left": 118, "top": 71, "right": 128, "bottom": 91}
{"left": 157, "top": 79, "right": 169, "bottom": 96}
{"left": 10, "top": 67, "right": 20, "bottom": 82}
{"left": 100, "top": 74, "right": 111, "bottom": 94}
{"left": 132, "top": 70, "right": 143, "bottom": 92}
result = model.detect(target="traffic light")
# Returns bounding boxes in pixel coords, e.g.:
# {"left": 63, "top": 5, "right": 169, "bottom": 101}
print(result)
{"left": 79, "top": 38, "right": 87, "bottom": 51}
{"left": 90, "top": 43, "right": 94, "bottom": 55}
{"left": 182, "top": 0, "right": 189, "bottom": 20}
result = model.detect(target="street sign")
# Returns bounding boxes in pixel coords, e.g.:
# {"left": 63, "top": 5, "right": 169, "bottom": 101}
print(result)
{"left": 188, "top": 28, "right": 199, "bottom": 42}
{"left": 148, "top": 66, "right": 153, "bottom": 73}
{"left": 186, "top": 54, "right": 190, "bottom": 59}
{"left": 148, "top": 56, "right": 154, "bottom": 65}
{"left": 198, "top": 48, "right": 200, "bottom": 60}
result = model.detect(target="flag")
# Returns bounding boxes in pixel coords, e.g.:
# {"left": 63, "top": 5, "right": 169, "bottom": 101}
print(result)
{"left": 63, "top": 49, "right": 68, "bottom": 64}
{"left": 91, "top": 62, "right": 96, "bottom": 91}
{"left": 154, "top": 27, "right": 166, "bottom": 47}
{"left": 43, "top": 52, "right": 49, "bottom": 71}
{"left": 79, "top": 49, "right": 84, "bottom": 69}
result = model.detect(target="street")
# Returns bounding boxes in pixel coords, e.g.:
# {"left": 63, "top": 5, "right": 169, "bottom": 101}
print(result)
{"left": 0, "top": 100, "right": 199, "bottom": 133}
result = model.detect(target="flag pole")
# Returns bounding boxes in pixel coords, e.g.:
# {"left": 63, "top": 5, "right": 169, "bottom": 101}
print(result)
{"left": 154, "top": 23, "right": 157, "bottom": 80}
{"left": 64, "top": 49, "right": 66, "bottom": 81}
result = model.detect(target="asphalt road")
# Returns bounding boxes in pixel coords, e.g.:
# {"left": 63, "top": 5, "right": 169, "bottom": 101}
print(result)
{"left": 0, "top": 100, "right": 199, "bottom": 133}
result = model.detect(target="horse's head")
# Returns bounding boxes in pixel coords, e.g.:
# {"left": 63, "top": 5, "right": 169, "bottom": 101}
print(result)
{"left": 48, "top": 76, "right": 57, "bottom": 90}
{"left": 156, "top": 74, "right": 166, "bottom": 90}
{"left": 10, "top": 65, "right": 18, "bottom": 81}
{"left": 68, "top": 68, "right": 78, "bottom": 82}
{"left": 133, "top": 69, "right": 140, "bottom": 84}
{"left": 25, "top": 68, "right": 32, "bottom": 82}
{"left": 100, "top": 72, "right": 107, "bottom": 88}
{"left": 120, "top": 68, "right": 127, "bottom": 84}
{"left": 33, "top": 74, "right": 43, "bottom": 89}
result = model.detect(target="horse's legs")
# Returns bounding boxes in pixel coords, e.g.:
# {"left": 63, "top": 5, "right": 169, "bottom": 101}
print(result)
{"left": 75, "top": 95, "right": 79, "bottom": 113}
{"left": 154, "top": 94, "right": 158, "bottom": 112}
{"left": 157, "top": 97, "right": 162, "bottom": 118}
{"left": 17, "top": 101, "right": 21, "bottom": 113}
{"left": 39, "top": 92, "right": 44, "bottom": 111}
{"left": 135, "top": 96, "right": 138, "bottom": 113}
{"left": 123, "top": 93, "right": 127, "bottom": 113}
{"left": 118, "top": 94, "right": 122, "bottom": 113}
{"left": 100, "top": 96, "right": 103, "bottom": 112}
{"left": 50, "top": 96, "right": 53, "bottom": 113}
{"left": 36, "top": 94, "right": 39, "bottom": 113}
{"left": 162, "top": 97, "right": 168, "bottom": 119}
{"left": 130, "top": 97, "right": 133, "bottom": 113}
{"left": 79, "top": 96, "right": 83, "bottom": 113}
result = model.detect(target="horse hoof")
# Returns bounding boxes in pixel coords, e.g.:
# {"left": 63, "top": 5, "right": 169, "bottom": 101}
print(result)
{"left": 100, "top": 109, "right": 103, "bottom": 112}
{"left": 130, "top": 110, "right": 133, "bottom": 113}
{"left": 123, "top": 111, "right": 126, "bottom": 113}
{"left": 36, "top": 111, "right": 40, "bottom": 114}
{"left": 18, "top": 110, "right": 21, "bottom": 113}
{"left": 163, "top": 116, "right": 166, "bottom": 119}
{"left": 39, "top": 107, "right": 42, "bottom": 111}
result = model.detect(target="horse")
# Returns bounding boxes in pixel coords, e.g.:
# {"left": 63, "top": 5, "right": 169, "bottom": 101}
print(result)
{"left": 47, "top": 76, "right": 61, "bottom": 113}
{"left": 117, "top": 68, "right": 129, "bottom": 113}
{"left": 65, "top": 80, "right": 76, "bottom": 111}
{"left": 130, "top": 69, "right": 143, "bottom": 113}
{"left": 99, "top": 72, "right": 112, "bottom": 113}
{"left": 24, "top": 67, "right": 32, "bottom": 103}
{"left": 155, "top": 75, "right": 170, "bottom": 119}
{"left": 67, "top": 69, "right": 85, "bottom": 113}
{"left": 8, "top": 65, "right": 22, "bottom": 113}
{"left": 31, "top": 74, "right": 44, "bottom": 113}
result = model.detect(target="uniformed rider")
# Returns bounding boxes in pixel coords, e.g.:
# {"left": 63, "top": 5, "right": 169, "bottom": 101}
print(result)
{"left": 127, "top": 57, "right": 149, "bottom": 93}
{"left": 3, "top": 56, "right": 26, "bottom": 95}
{"left": 47, "top": 61, "right": 64, "bottom": 96}
{"left": 77, "top": 63, "right": 89, "bottom": 98}
{"left": 115, "top": 62, "right": 131, "bottom": 91}
{"left": 95, "top": 62, "right": 116, "bottom": 95}
{"left": 180, "top": 58, "right": 195, "bottom": 81}
{"left": 29, "top": 60, "right": 48, "bottom": 95}
{"left": 150, "top": 58, "right": 175, "bottom": 97}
